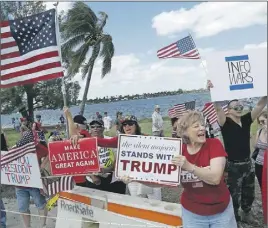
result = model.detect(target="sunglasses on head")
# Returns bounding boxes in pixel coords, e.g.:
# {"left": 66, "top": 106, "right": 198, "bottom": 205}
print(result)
{"left": 231, "top": 105, "right": 244, "bottom": 111}
{"left": 122, "top": 121, "right": 135, "bottom": 126}
{"left": 90, "top": 125, "right": 102, "bottom": 129}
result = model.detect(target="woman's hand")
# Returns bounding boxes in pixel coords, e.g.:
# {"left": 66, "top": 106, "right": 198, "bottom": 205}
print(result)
{"left": 117, "top": 175, "right": 133, "bottom": 184}
{"left": 172, "top": 155, "right": 193, "bottom": 171}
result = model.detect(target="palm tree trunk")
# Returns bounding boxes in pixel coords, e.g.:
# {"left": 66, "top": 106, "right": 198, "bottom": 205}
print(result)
{"left": 80, "top": 44, "right": 100, "bottom": 115}
{"left": 80, "top": 63, "right": 94, "bottom": 115}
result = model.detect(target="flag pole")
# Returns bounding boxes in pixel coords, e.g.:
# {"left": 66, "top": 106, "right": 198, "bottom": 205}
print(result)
{"left": 54, "top": 2, "right": 69, "bottom": 138}
{"left": 0, "top": 2, "right": 3, "bottom": 227}
{"left": 188, "top": 32, "right": 209, "bottom": 76}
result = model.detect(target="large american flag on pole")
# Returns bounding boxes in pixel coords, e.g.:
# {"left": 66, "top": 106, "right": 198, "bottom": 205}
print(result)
{"left": 168, "top": 101, "right": 196, "bottom": 118}
{"left": 0, "top": 9, "right": 63, "bottom": 88}
{"left": 202, "top": 102, "right": 229, "bottom": 124}
{"left": 157, "top": 35, "right": 200, "bottom": 59}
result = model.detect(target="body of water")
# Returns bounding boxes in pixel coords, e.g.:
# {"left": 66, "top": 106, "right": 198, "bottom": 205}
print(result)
{"left": 1, "top": 92, "right": 256, "bottom": 128}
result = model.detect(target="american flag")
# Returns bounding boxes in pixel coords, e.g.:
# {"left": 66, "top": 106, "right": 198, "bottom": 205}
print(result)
{"left": 47, "top": 176, "right": 74, "bottom": 196}
{"left": 1, "top": 131, "right": 74, "bottom": 194}
{"left": 202, "top": 102, "right": 228, "bottom": 124}
{"left": 157, "top": 35, "right": 200, "bottom": 59}
{"left": 168, "top": 101, "right": 196, "bottom": 118}
{"left": 0, "top": 9, "right": 63, "bottom": 88}
{"left": 1, "top": 141, "right": 36, "bottom": 166}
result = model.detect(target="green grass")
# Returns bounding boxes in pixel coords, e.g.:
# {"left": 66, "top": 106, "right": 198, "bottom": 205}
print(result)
{"left": 3, "top": 118, "right": 258, "bottom": 150}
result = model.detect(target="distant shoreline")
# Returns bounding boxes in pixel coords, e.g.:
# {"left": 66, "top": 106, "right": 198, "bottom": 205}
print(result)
{"left": 81, "top": 89, "right": 208, "bottom": 105}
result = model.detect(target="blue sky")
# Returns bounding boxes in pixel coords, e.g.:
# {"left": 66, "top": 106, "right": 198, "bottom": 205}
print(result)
{"left": 47, "top": 2, "right": 267, "bottom": 99}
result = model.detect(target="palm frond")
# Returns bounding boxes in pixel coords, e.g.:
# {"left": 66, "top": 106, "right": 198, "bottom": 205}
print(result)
{"left": 81, "top": 43, "right": 100, "bottom": 80}
{"left": 100, "top": 34, "right": 114, "bottom": 78}
{"left": 61, "top": 2, "right": 98, "bottom": 40}
{"left": 61, "top": 20, "right": 94, "bottom": 41}
{"left": 67, "top": 43, "right": 90, "bottom": 77}
{"left": 61, "top": 34, "right": 86, "bottom": 59}
{"left": 98, "top": 12, "right": 108, "bottom": 31}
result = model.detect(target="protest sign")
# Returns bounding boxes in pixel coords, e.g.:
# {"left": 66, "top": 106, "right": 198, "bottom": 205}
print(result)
{"left": 1, "top": 151, "right": 43, "bottom": 188}
{"left": 48, "top": 138, "right": 100, "bottom": 176}
{"left": 115, "top": 135, "right": 182, "bottom": 186}
{"left": 206, "top": 48, "right": 267, "bottom": 101}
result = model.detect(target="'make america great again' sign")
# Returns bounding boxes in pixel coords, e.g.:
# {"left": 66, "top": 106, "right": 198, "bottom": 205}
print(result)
{"left": 48, "top": 138, "right": 100, "bottom": 176}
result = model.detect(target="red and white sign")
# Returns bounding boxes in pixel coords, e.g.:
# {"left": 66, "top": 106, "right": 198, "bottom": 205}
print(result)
{"left": 115, "top": 135, "right": 182, "bottom": 186}
{"left": 48, "top": 138, "right": 100, "bottom": 176}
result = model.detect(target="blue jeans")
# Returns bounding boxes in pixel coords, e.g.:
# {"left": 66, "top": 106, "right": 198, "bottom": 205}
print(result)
{"left": 182, "top": 197, "right": 237, "bottom": 228}
{"left": 0, "top": 200, "right": 6, "bottom": 228}
{"left": 15, "top": 188, "right": 46, "bottom": 213}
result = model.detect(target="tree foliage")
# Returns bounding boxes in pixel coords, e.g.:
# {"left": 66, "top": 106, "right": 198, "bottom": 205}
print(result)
{"left": 61, "top": 2, "right": 114, "bottom": 115}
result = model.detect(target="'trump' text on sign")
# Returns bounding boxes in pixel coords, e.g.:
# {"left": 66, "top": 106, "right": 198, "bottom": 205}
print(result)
{"left": 115, "top": 135, "right": 182, "bottom": 186}
{"left": 1, "top": 152, "right": 43, "bottom": 188}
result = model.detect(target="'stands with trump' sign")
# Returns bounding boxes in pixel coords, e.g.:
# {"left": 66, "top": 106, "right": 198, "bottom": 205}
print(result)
{"left": 206, "top": 48, "right": 267, "bottom": 101}
{"left": 48, "top": 138, "right": 100, "bottom": 176}
{"left": 1, "top": 152, "right": 43, "bottom": 188}
{"left": 115, "top": 135, "right": 182, "bottom": 186}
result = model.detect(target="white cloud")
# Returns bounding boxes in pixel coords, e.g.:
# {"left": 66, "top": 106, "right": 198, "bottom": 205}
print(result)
{"left": 74, "top": 54, "right": 207, "bottom": 99}
{"left": 152, "top": 2, "right": 267, "bottom": 38}
{"left": 244, "top": 41, "right": 267, "bottom": 50}
{"left": 45, "top": 1, "right": 73, "bottom": 13}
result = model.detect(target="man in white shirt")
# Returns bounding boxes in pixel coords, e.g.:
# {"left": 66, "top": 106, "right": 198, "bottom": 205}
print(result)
{"left": 152, "top": 105, "right": 164, "bottom": 137}
{"left": 103, "top": 112, "right": 112, "bottom": 131}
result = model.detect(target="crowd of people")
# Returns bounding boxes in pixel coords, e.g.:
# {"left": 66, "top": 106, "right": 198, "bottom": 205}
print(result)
{"left": 1, "top": 89, "right": 267, "bottom": 228}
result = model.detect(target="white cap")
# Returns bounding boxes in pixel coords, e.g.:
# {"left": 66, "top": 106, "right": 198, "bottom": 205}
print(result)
{"left": 155, "top": 105, "right": 160, "bottom": 109}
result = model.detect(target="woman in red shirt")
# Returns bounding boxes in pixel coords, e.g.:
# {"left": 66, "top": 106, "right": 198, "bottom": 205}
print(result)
{"left": 171, "top": 111, "right": 237, "bottom": 227}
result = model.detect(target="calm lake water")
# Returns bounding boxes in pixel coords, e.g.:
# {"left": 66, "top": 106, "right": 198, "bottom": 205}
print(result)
{"left": 1, "top": 91, "right": 255, "bottom": 128}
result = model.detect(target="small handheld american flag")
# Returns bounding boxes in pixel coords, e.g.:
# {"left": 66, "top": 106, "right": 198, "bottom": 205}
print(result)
{"left": 0, "top": 9, "right": 64, "bottom": 88}
{"left": 168, "top": 101, "right": 196, "bottom": 118}
{"left": 157, "top": 35, "right": 200, "bottom": 59}
{"left": 202, "top": 102, "right": 229, "bottom": 124}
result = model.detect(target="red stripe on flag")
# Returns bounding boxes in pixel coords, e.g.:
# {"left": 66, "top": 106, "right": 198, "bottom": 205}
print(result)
{"left": 157, "top": 42, "right": 176, "bottom": 53}
{"left": 0, "top": 21, "right": 9, "bottom": 27}
{"left": 1, "top": 31, "right": 12, "bottom": 39}
{"left": 0, "top": 72, "right": 63, "bottom": 88}
{"left": 2, "top": 41, "right": 17, "bottom": 49}
{"left": 2, "top": 62, "right": 62, "bottom": 80}
{"left": 1, "top": 51, "right": 60, "bottom": 70}
{"left": 1, "top": 51, "right": 20, "bottom": 60}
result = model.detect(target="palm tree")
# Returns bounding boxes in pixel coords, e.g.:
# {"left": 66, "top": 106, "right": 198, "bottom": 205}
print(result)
{"left": 61, "top": 2, "right": 114, "bottom": 115}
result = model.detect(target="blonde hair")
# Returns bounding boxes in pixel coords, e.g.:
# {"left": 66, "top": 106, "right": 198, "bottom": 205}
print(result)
{"left": 176, "top": 110, "right": 205, "bottom": 144}
{"left": 257, "top": 110, "right": 268, "bottom": 125}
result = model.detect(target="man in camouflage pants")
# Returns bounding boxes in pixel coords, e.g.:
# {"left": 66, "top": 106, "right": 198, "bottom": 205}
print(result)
{"left": 213, "top": 96, "right": 267, "bottom": 224}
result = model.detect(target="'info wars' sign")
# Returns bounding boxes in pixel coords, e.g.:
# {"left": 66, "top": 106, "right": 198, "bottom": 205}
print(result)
{"left": 48, "top": 138, "right": 100, "bottom": 176}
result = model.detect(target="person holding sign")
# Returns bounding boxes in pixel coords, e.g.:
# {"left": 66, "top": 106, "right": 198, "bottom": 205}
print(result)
{"left": 63, "top": 108, "right": 91, "bottom": 187}
{"left": 208, "top": 80, "right": 267, "bottom": 223}
{"left": 13, "top": 121, "right": 48, "bottom": 228}
{"left": 86, "top": 118, "right": 126, "bottom": 194}
{"left": 71, "top": 115, "right": 162, "bottom": 200}
{"left": 171, "top": 111, "right": 237, "bottom": 228}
